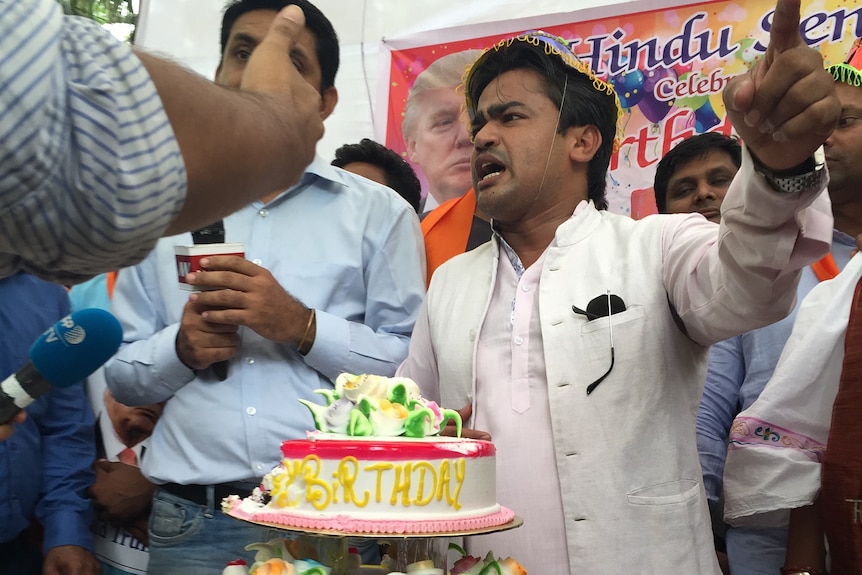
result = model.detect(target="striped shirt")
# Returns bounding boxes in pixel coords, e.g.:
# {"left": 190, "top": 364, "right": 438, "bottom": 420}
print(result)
{"left": 0, "top": 0, "right": 186, "bottom": 284}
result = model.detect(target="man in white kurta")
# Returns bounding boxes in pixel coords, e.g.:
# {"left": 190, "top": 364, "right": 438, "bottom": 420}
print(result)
{"left": 397, "top": 4, "right": 839, "bottom": 572}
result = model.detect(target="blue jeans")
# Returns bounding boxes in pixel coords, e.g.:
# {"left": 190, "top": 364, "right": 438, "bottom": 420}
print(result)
{"left": 726, "top": 525, "right": 788, "bottom": 575}
{"left": 147, "top": 486, "right": 287, "bottom": 575}
{"left": 148, "top": 486, "right": 382, "bottom": 573}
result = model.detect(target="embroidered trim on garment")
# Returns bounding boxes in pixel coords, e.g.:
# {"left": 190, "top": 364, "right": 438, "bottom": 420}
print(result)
{"left": 728, "top": 416, "right": 826, "bottom": 462}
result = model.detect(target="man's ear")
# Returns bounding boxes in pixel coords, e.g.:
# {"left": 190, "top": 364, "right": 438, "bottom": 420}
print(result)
{"left": 568, "top": 125, "right": 603, "bottom": 164}
{"left": 405, "top": 136, "right": 419, "bottom": 163}
{"left": 319, "top": 86, "right": 338, "bottom": 121}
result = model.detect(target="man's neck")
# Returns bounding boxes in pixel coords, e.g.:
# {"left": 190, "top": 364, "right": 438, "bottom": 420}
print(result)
{"left": 833, "top": 198, "right": 862, "bottom": 238}
{"left": 497, "top": 209, "right": 573, "bottom": 269}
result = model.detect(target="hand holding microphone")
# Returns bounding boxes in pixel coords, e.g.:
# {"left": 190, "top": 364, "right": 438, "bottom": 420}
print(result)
{"left": 175, "top": 220, "right": 242, "bottom": 380}
{"left": 0, "top": 411, "right": 26, "bottom": 441}
{"left": 0, "top": 308, "right": 123, "bottom": 425}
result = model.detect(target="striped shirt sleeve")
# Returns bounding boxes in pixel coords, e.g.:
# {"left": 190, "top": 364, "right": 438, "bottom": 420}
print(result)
{"left": 0, "top": 0, "right": 187, "bottom": 284}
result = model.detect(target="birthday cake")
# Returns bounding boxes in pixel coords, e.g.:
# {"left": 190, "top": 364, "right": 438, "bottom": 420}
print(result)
{"left": 223, "top": 373, "right": 514, "bottom": 535}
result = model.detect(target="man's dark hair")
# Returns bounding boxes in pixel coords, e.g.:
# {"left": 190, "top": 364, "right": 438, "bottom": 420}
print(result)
{"left": 653, "top": 132, "right": 742, "bottom": 214}
{"left": 332, "top": 139, "right": 422, "bottom": 213}
{"left": 465, "top": 40, "right": 619, "bottom": 210}
{"left": 220, "top": 0, "right": 339, "bottom": 91}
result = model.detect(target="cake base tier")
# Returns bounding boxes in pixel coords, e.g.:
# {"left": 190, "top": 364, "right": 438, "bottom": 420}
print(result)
{"left": 225, "top": 507, "right": 521, "bottom": 539}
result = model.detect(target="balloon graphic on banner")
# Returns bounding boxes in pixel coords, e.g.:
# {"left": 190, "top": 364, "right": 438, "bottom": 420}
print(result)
{"left": 638, "top": 66, "right": 676, "bottom": 123}
{"left": 694, "top": 99, "right": 721, "bottom": 132}
{"left": 611, "top": 69, "right": 645, "bottom": 109}
{"left": 708, "top": 90, "right": 726, "bottom": 120}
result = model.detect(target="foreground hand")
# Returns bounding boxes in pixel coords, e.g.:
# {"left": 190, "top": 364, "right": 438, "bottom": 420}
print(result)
{"left": 186, "top": 256, "right": 313, "bottom": 347}
{"left": 175, "top": 298, "right": 240, "bottom": 371}
{"left": 0, "top": 411, "right": 26, "bottom": 441}
{"left": 89, "top": 460, "right": 156, "bottom": 525}
{"left": 722, "top": 0, "right": 839, "bottom": 170}
{"left": 440, "top": 404, "right": 492, "bottom": 441}
{"left": 126, "top": 515, "right": 150, "bottom": 546}
{"left": 43, "top": 545, "right": 100, "bottom": 575}
{"left": 241, "top": 5, "right": 324, "bottom": 160}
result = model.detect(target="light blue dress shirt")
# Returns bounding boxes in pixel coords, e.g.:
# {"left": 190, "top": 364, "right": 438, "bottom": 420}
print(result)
{"left": 0, "top": 0, "right": 185, "bottom": 283}
{"left": 698, "top": 230, "right": 856, "bottom": 574}
{"left": 0, "top": 273, "right": 96, "bottom": 552}
{"left": 105, "top": 157, "right": 425, "bottom": 485}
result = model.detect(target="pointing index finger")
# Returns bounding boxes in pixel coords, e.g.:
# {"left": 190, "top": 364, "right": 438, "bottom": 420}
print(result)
{"left": 768, "top": 0, "right": 803, "bottom": 55}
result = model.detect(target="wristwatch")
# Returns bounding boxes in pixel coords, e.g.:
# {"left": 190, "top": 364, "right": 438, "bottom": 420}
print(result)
{"left": 753, "top": 146, "right": 826, "bottom": 194}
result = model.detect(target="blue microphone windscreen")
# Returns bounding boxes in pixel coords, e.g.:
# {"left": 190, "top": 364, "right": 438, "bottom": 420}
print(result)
{"left": 28, "top": 308, "right": 123, "bottom": 388}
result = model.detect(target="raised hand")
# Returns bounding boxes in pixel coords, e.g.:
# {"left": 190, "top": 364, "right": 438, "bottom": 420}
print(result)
{"left": 241, "top": 5, "right": 324, "bottom": 156}
{"left": 722, "top": 0, "right": 839, "bottom": 170}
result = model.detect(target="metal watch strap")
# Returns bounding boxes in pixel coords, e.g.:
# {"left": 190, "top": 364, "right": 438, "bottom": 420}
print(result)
{"left": 755, "top": 147, "right": 826, "bottom": 194}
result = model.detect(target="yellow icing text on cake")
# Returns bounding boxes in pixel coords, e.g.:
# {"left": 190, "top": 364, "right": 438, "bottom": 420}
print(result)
{"left": 391, "top": 463, "right": 413, "bottom": 506}
{"left": 281, "top": 457, "right": 466, "bottom": 511}
{"left": 274, "top": 455, "right": 334, "bottom": 511}
{"left": 366, "top": 462, "right": 395, "bottom": 503}
{"left": 333, "top": 457, "right": 369, "bottom": 507}
{"left": 412, "top": 461, "right": 437, "bottom": 506}
{"left": 436, "top": 458, "right": 465, "bottom": 510}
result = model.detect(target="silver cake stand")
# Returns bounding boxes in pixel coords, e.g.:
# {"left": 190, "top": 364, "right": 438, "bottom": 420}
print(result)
{"left": 229, "top": 514, "right": 523, "bottom": 573}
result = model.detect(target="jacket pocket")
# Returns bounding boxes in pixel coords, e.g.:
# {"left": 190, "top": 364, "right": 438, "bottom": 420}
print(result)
{"left": 580, "top": 304, "right": 645, "bottom": 334}
{"left": 627, "top": 479, "right": 700, "bottom": 506}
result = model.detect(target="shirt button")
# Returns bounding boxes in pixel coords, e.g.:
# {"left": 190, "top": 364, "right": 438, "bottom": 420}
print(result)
{"left": 514, "top": 336, "right": 524, "bottom": 345}
{"left": 246, "top": 407, "right": 256, "bottom": 416}
{"left": 252, "top": 258, "right": 262, "bottom": 266}
{"left": 521, "top": 284, "right": 530, "bottom": 292}
{"left": 256, "top": 464, "right": 265, "bottom": 471}
{"left": 259, "top": 209, "right": 269, "bottom": 218}
{"left": 246, "top": 357, "right": 255, "bottom": 365}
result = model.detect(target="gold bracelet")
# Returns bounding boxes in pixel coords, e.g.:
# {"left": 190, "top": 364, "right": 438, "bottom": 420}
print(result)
{"left": 297, "top": 308, "right": 315, "bottom": 355}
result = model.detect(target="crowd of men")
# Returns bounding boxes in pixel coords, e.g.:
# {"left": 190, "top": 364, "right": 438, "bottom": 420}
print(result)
{"left": 0, "top": 0, "right": 859, "bottom": 574}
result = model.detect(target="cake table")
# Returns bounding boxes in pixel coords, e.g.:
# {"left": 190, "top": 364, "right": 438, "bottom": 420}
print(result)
{"left": 229, "top": 513, "right": 523, "bottom": 574}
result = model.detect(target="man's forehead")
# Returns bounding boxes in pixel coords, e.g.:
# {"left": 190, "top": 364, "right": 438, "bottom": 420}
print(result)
{"left": 671, "top": 150, "right": 737, "bottom": 178}
{"left": 836, "top": 82, "right": 862, "bottom": 101}
{"left": 226, "top": 9, "right": 276, "bottom": 43}
{"left": 416, "top": 88, "right": 462, "bottom": 112}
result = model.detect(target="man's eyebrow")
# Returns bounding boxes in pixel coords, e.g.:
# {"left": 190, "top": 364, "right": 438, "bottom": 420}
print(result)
{"left": 289, "top": 45, "right": 310, "bottom": 64}
{"left": 228, "top": 32, "right": 259, "bottom": 48}
{"left": 470, "top": 101, "right": 521, "bottom": 128}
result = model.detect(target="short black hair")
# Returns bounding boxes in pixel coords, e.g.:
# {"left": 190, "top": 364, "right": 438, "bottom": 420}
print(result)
{"left": 220, "top": 0, "right": 339, "bottom": 91}
{"left": 653, "top": 133, "right": 742, "bottom": 214}
{"left": 332, "top": 139, "right": 422, "bottom": 213}
{"left": 465, "top": 36, "right": 619, "bottom": 210}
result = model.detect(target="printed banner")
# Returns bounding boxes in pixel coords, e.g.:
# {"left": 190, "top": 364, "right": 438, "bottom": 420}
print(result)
{"left": 383, "top": 0, "right": 859, "bottom": 216}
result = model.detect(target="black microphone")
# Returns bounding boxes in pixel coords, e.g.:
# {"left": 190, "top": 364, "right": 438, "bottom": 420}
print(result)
{"left": 572, "top": 293, "right": 627, "bottom": 321}
{"left": 0, "top": 309, "right": 123, "bottom": 424}
{"left": 191, "top": 220, "right": 225, "bottom": 245}
{"left": 192, "top": 220, "right": 229, "bottom": 381}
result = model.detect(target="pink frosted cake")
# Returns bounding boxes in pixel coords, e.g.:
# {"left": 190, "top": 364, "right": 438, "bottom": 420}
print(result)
{"left": 223, "top": 374, "right": 514, "bottom": 535}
